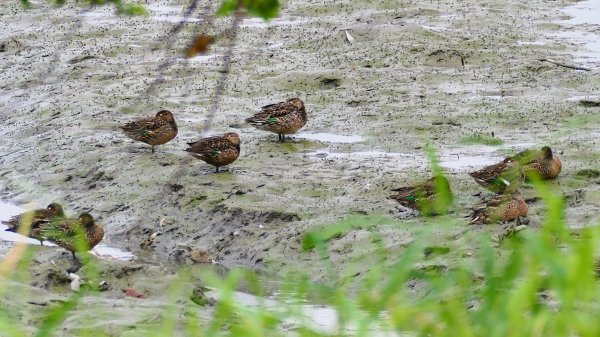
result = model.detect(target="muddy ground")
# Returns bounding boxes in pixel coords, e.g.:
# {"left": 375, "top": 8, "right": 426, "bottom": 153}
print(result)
{"left": 1, "top": 0, "right": 600, "bottom": 334}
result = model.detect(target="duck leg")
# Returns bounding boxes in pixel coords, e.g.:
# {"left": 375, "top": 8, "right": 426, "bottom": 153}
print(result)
{"left": 215, "top": 166, "right": 220, "bottom": 173}
{"left": 151, "top": 146, "right": 155, "bottom": 153}
{"left": 278, "top": 134, "right": 284, "bottom": 142}
{"left": 67, "top": 258, "right": 83, "bottom": 274}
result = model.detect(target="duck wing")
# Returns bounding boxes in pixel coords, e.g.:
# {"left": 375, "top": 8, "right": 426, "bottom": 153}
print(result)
{"left": 120, "top": 117, "right": 164, "bottom": 142}
{"left": 245, "top": 101, "right": 297, "bottom": 124}
{"left": 186, "top": 136, "right": 234, "bottom": 157}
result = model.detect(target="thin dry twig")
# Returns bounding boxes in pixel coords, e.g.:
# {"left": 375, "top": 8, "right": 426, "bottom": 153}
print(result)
{"left": 201, "top": 11, "right": 243, "bottom": 135}
{"left": 145, "top": 0, "right": 215, "bottom": 98}
{"left": 42, "top": 7, "right": 93, "bottom": 80}
{"left": 157, "top": 0, "right": 201, "bottom": 46}
{"left": 538, "top": 58, "right": 591, "bottom": 71}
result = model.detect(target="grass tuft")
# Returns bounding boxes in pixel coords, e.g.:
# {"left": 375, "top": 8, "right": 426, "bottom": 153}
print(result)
{"left": 460, "top": 134, "right": 504, "bottom": 146}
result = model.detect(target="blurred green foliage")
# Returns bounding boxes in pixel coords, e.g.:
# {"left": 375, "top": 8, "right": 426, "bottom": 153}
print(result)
{"left": 461, "top": 134, "right": 504, "bottom": 146}
{"left": 2, "top": 167, "right": 598, "bottom": 337}
{"left": 19, "top": 0, "right": 281, "bottom": 19}
{"left": 219, "top": 0, "right": 280, "bottom": 19}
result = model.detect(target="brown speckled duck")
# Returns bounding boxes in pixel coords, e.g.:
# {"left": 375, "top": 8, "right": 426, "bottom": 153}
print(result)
{"left": 185, "top": 132, "right": 240, "bottom": 172}
{"left": 35, "top": 213, "right": 104, "bottom": 259}
{"left": 245, "top": 98, "right": 307, "bottom": 142}
{"left": 120, "top": 110, "right": 178, "bottom": 153}
{"left": 389, "top": 176, "right": 453, "bottom": 215}
{"left": 469, "top": 193, "right": 528, "bottom": 225}
{"left": 469, "top": 160, "right": 524, "bottom": 194}
{"left": 2, "top": 203, "right": 65, "bottom": 245}
{"left": 505, "top": 146, "right": 562, "bottom": 180}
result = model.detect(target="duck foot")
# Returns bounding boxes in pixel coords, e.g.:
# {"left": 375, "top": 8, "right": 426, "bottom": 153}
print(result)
{"left": 66, "top": 258, "right": 83, "bottom": 274}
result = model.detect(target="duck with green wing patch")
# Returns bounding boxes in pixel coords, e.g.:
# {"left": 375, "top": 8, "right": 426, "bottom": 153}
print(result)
{"left": 120, "top": 110, "right": 178, "bottom": 153}
{"left": 505, "top": 146, "right": 562, "bottom": 180}
{"left": 35, "top": 213, "right": 104, "bottom": 259}
{"left": 469, "top": 160, "right": 523, "bottom": 194}
{"left": 469, "top": 193, "right": 528, "bottom": 225}
{"left": 3, "top": 203, "right": 65, "bottom": 245}
{"left": 245, "top": 98, "right": 307, "bottom": 142}
{"left": 389, "top": 176, "right": 453, "bottom": 215}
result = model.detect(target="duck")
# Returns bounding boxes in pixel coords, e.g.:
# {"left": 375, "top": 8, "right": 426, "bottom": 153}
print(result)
{"left": 245, "top": 98, "right": 307, "bottom": 142}
{"left": 469, "top": 160, "right": 524, "bottom": 194}
{"left": 505, "top": 146, "right": 562, "bottom": 180}
{"left": 2, "top": 203, "right": 65, "bottom": 245}
{"left": 185, "top": 132, "right": 240, "bottom": 172}
{"left": 34, "top": 213, "right": 104, "bottom": 259}
{"left": 389, "top": 175, "right": 453, "bottom": 215}
{"left": 469, "top": 193, "right": 528, "bottom": 225}
{"left": 120, "top": 110, "right": 178, "bottom": 153}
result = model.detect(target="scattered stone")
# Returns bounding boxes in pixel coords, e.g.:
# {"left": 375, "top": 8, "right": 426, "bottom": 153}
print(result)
{"left": 319, "top": 78, "right": 340, "bottom": 89}
{"left": 98, "top": 280, "right": 109, "bottom": 291}
{"left": 579, "top": 100, "right": 600, "bottom": 108}
{"left": 189, "top": 249, "right": 215, "bottom": 264}
{"left": 68, "top": 273, "right": 81, "bottom": 292}
{"left": 122, "top": 288, "right": 146, "bottom": 299}
{"left": 170, "top": 184, "right": 183, "bottom": 192}
{"left": 140, "top": 231, "right": 161, "bottom": 249}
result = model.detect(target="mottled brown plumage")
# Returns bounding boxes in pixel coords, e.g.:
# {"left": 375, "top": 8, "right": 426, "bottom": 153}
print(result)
{"left": 120, "top": 110, "right": 178, "bottom": 153}
{"left": 2, "top": 203, "right": 65, "bottom": 245}
{"left": 469, "top": 193, "right": 528, "bottom": 225}
{"left": 186, "top": 132, "right": 241, "bottom": 172}
{"left": 469, "top": 160, "right": 524, "bottom": 194}
{"left": 389, "top": 176, "right": 453, "bottom": 215}
{"left": 245, "top": 98, "right": 308, "bottom": 141}
{"left": 505, "top": 146, "right": 562, "bottom": 180}
{"left": 35, "top": 213, "right": 104, "bottom": 259}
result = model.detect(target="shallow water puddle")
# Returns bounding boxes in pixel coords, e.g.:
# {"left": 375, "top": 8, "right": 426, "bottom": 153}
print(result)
{"left": 440, "top": 145, "right": 504, "bottom": 170}
{"left": 80, "top": 8, "right": 119, "bottom": 26}
{"left": 440, "top": 153, "right": 501, "bottom": 170}
{"left": 186, "top": 54, "right": 222, "bottom": 63}
{"left": 207, "top": 289, "right": 397, "bottom": 336}
{"left": 558, "top": 0, "right": 600, "bottom": 65}
{"left": 296, "top": 132, "right": 364, "bottom": 143}
{"left": 516, "top": 40, "right": 547, "bottom": 46}
{"left": 240, "top": 17, "right": 305, "bottom": 28}
{"left": 0, "top": 200, "right": 134, "bottom": 261}
{"left": 308, "top": 150, "right": 414, "bottom": 159}
{"left": 562, "top": 0, "right": 600, "bottom": 25}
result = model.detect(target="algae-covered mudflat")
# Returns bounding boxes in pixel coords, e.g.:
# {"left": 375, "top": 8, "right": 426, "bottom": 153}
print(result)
{"left": 1, "top": 0, "right": 600, "bottom": 334}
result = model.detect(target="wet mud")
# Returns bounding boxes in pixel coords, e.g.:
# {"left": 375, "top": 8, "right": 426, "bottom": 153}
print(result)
{"left": 1, "top": 0, "right": 600, "bottom": 333}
